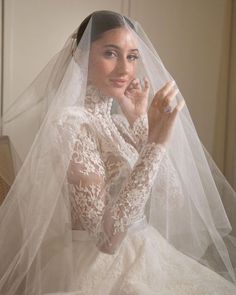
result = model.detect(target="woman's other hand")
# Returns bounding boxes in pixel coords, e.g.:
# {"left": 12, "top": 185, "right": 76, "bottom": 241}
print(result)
{"left": 119, "top": 78, "right": 150, "bottom": 126}
{"left": 147, "top": 81, "right": 185, "bottom": 147}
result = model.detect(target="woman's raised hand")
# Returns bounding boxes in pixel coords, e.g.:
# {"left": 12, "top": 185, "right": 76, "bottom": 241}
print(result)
{"left": 119, "top": 78, "right": 150, "bottom": 126}
{"left": 147, "top": 81, "right": 185, "bottom": 147}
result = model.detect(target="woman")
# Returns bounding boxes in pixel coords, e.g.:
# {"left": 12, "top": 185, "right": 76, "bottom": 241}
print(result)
{"left": 0, "top": 10, "right": 236, "bottom": 294}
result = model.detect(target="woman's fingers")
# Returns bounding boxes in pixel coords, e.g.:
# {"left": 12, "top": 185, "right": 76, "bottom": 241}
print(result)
{"left": 172, "top": 98, "right": 185, "bottom": 113}
{"left": 152, "top": 80, "right": 176, "bottom": 107}
{"left": 131, "top": 78, "right": 141, "bottom": 90}
{"left": 159, "top": 80, "right": 175, "bottom": 97}
{"left": 162, "top": 88, "right": 179, "bottom": 108}
{"left": 169, "top": 99, "right": 185, "bottom": 120}
{"left": 147, "top": 82, "right": 185, "bottom": 145}
{"left": 126, "top": 78, "right": 141, "bottom": 93}
{"left": 126, "top": 77, "right": 150, "bottom": 97}
{"left": 143, "top": 77, "right": 150, "bottom": 94}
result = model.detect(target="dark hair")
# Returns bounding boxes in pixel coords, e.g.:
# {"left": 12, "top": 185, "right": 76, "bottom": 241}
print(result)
{"left": 76, "top": 10, "right": 135, "bottom": 46}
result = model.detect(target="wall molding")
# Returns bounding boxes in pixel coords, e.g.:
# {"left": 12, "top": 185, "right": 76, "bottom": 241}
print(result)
{"left": 121, "top": 0, "right": 131, "bottom": 17}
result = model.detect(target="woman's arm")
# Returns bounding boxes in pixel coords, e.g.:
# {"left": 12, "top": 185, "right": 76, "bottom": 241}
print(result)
{"left": 67, "top": 123, "right": 165, "bottom": 254}
{"left": 112, "top": 113, "right": 148, "bottom": 153}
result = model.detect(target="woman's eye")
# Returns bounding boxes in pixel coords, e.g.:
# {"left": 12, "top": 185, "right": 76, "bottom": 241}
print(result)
{"left": 104, "top": 51, "right": 117, "bottom": 58}
{"left": 127, "top": 55, "right": 139, "bottom": 61}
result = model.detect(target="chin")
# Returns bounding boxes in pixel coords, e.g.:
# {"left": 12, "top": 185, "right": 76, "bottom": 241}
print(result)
{"left": 105, "top": 86, "right": 125, "bottom": 99}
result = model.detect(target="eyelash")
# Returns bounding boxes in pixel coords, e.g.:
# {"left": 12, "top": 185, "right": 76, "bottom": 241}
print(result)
{"left": 104, "top": 50, "right": 139, "bottom": 61}
{"left": 128, "top": 54, "right": 139, "bottom": 61}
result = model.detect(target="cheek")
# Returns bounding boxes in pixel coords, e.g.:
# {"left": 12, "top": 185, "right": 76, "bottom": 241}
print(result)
{"left": 89, "top": 58, "right": 114, "bottom": 79}
{"left": 128, "top": 64, "right": 137, "bottom": 81}
{"left": 131, "top": 67, "right": 136, "bottom": 78}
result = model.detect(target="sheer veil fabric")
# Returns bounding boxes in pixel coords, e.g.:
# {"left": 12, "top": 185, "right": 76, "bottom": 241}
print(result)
{"left": 0, "top": 10, "right": 236, "bottom": 294}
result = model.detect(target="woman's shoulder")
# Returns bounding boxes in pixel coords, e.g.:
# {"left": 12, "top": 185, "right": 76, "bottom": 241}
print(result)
{"left": 54, "top": 106, "right": 100, "bottom": 141}
{"left": 53, "top": 106, "right": 90, "bottom": 127}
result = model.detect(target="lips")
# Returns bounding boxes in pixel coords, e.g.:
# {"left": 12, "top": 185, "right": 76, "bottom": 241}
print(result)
{"left": 110, "top": 78, "right": 127, "bottom": 87}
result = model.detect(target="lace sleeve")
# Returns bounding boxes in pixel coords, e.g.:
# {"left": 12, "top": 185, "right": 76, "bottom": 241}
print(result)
{"left": 67, "top": 123, "right": 165, "bottom": 255}
{"left": 112, "top": 113, "right": 148, "bottom": 152}
{"left": 131, "top": 113, "right": 148, "bottom": 151}
{"left": 67, "top": 123, "right": 107, "bottom": 238}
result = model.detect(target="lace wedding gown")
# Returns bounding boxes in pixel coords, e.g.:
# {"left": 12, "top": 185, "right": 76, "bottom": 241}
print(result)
{"left": 56, "top": 85, "right": 236, "bottom": 294}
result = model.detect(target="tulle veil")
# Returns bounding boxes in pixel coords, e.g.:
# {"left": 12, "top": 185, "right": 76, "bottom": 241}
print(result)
{"left": 0, "top": 10, "right": 236, "bottom": 294}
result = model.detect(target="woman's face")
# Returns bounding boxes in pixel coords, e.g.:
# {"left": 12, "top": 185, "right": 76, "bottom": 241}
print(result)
{"left": 88, "top": 27, "right": 139, "bottom": 100}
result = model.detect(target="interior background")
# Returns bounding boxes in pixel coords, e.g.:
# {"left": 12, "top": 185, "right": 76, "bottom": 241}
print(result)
{"left": 0, "top": 0, "right": 235, "bottom": 190}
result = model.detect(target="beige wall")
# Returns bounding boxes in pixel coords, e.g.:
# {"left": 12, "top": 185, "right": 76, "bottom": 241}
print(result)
{"left": 225, "top": 1, "right": 236, "bottom": 189}
{"left": 3, "top": 0, "right": 128, "bottom": 111}
{"left": 1, "top": 0, "right": 129, "bottom": 159}
{"left": 131, "top": 0, "right": 231, "bottom": 169}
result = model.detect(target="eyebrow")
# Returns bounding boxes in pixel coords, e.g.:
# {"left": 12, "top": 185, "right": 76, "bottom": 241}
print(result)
{"left": 103, "top": 44, "right": 139, "bottom": 52}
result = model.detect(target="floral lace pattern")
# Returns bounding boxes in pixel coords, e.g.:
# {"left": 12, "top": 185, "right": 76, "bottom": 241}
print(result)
{"left": 131, "top": 113, "right": 149, "bottom": 151}
{"left": 109, "top": 142, "right": 165, "bottom": 234}
{"left": 58, "top": 86, "right": 236, "bottom": 294}
{"left": 66, "top": 85, "right": 166, "bottom": 253}
{"left": 72, "top": 226, "right": 236, "bottom": 294}
{"left": 111, "top": 113, "right": 148, "bottom": 152}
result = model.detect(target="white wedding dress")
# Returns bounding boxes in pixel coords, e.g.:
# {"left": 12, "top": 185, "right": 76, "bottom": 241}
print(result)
{"left": 56, "top": 85, "right": 236, "bottom": 294}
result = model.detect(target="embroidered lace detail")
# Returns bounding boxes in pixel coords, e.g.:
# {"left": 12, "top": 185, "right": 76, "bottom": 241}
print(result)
{"left": 70, "top": 183, "right": 105, "bottom": 235}
{"left": 111, "top": 113, "right": 149, "bottom": 153}
{"left": 72, "top": 226, "right": 236, "bottom": 294}
{"left": 84, "top": 84, "right": 113, "bottom": 116}
{"left": 64, "top": 85, "right": 166, "bottom": 253}
{"left": 67, "top": 124, "right": 107, "bottom": 233}
{"left": 131, "top": 113, "right": 148, "bottom": 152}
{"left": 153, "top": 153, "right": 185, "bottom": 210}
{"left": 109, "top": 143, "right": 165, "bottom": 234}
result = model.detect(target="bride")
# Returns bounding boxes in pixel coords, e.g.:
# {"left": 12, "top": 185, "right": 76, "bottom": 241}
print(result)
{"left": 0, "top": 10, "right": 236, "bottom": 295}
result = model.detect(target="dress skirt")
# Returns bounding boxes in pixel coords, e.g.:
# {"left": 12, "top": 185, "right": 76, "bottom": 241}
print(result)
{"left": 71, "top": 218, "right": 236, "bottom": 295}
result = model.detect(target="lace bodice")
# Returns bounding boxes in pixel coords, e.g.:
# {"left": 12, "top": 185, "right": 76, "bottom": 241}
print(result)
{"left": 65, "top": 85, "right": 166, "bottom": 254}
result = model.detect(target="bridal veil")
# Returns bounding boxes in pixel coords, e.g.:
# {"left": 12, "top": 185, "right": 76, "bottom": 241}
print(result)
{"left": 0, "top": 10, "right": 236, "bottom": 294}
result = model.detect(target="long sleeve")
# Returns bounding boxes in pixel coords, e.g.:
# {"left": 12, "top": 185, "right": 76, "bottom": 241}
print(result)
{"left": 67, "top": 123, "right": 165, "bottom": 254}
{"left": 130, "top": 113, "right": 149, "bottom": 151}
{"left": 112, "top": 113, "right": 148, "bottom": 153}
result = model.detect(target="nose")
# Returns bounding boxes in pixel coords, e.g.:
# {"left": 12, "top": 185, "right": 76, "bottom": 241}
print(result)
{"left": 116, "top": 56, "right": 130, "bottom": 75}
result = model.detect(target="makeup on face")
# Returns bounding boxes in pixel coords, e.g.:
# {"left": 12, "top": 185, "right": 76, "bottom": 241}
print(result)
{"left": 88, "top": 27, "right": 139, "bottom": 99}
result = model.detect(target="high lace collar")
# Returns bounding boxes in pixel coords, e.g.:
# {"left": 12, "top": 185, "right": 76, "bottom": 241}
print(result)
{"left": 85, "top": 84, "right": 113, "bottom": 116}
